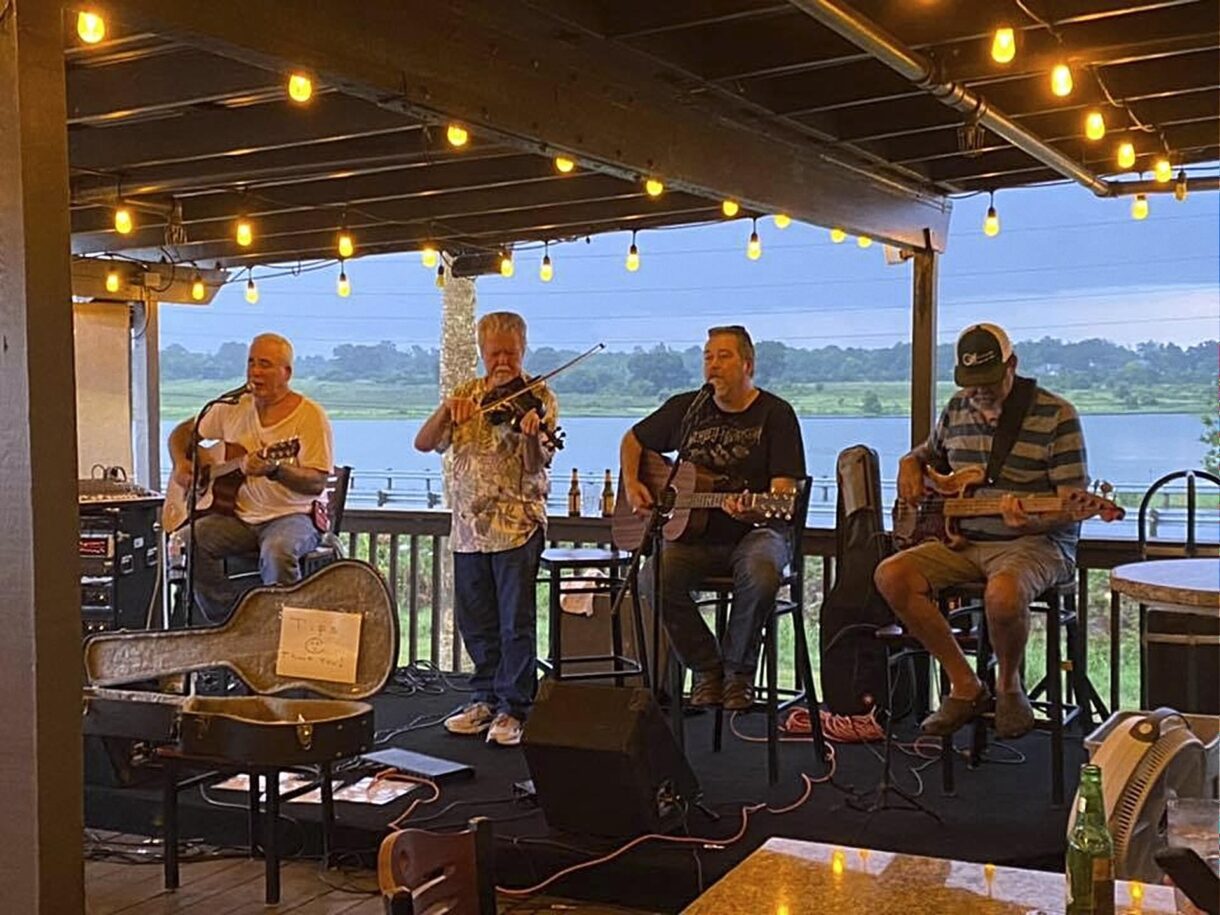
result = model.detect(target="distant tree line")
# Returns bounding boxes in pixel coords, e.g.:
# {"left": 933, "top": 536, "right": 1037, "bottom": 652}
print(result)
{"left": 161, "top": 336, "right": 1217, "bottom": 396}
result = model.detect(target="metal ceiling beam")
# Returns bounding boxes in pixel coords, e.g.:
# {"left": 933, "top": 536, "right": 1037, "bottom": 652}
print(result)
{"left": 106, "top": 0, "right": 951, "bottom": 251}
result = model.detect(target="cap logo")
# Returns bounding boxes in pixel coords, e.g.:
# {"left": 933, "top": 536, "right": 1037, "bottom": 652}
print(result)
{"left": 960, "top": 350, "right": 996, "bottom": 367}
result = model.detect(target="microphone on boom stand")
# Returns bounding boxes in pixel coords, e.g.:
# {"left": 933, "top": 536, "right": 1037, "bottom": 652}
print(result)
{"left": 212, "top": 382, "right": 251, "bottom": 404}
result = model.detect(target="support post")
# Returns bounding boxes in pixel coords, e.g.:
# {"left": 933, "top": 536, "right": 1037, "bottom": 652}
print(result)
{"left": 131, "top": 297, "right": 162, "bottom": 489}
{"left": 910, "top": 248, "right": 939, "bottom": 448}
{"left": 0, "top": 0, "right": 86, "bottom": 911}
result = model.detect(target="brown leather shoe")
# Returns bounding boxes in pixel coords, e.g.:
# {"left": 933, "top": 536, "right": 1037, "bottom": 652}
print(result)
{"left": 722, "top": 674, "right": 755, "bottom": 711}
{"left": 690, "top": 668, "right": 724, "bottom": 707}
{"left": 920, "top": 686, "right": 992, "bottom": 737}
{"left": 995, "top": 690, "right": 1035, "bottom": 739}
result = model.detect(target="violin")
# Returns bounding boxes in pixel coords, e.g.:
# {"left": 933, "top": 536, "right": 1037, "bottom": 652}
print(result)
{"left": 480, "top": 376, "right": 566, "bottom": 451}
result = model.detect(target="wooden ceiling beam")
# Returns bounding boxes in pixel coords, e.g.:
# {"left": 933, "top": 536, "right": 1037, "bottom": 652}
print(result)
{"left": 106, "top": 0, "right": 950, "bottom": 251}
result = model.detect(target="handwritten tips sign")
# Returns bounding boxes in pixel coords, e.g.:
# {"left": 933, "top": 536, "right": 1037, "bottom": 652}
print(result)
{"left": 276, "top": 606, "right": 362, "bottom": 684}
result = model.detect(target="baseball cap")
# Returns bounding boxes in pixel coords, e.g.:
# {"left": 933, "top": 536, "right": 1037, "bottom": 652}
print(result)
{"left": 954, "top": 323, "right": 1013, "bottom": 386}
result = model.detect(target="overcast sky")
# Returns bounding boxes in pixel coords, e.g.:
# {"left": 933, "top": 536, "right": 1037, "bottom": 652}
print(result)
{"left": 160, "top": 174, "right": 1220, "bottom": 357}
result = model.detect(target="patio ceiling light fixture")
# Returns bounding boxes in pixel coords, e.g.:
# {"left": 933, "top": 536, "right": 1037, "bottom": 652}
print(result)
{"left": 829, "top": 227, "right": 847, "bottom": 244}
{"left": 983, "top": 192, "right": 1000, "bottom": 237}
{"left": 336, "top": 263, "right": 351, "bottom": 297}
{"left": 435, "top": 264, "right": 446, "bottom": 288}
{"left": 105, "top": 268, "right": 121, "bottom": 293}
{"left": 1130, "top": 193, "right": 1148, "bottom": 220}
{"left": 245, "top": 273, "right": 259, "bottom": 304}
{"left": 1050, "top": 63, "right": 1073, "bottom": 98}
{"left": 539, "top": 243, "right": 554, "bottom": 282}
{"left": 856, "top": 235, "right": 873, "bottom": 249}
{"left": 1174, "top": 171, "right": 1188, "bottom": 202}
{"left": 990, "top": 27, "right": 1015, "bottom": 64}
{"left": 625, "top": 231, "right": 640, "bottom": 272}
{"left": 553, "top": 156, "right": 576, "bottom": 174}
{"left": 1153, "top": 157, "right": 1173, "bottom": 183}
{"left": 722, "top": 200, "right": 740, "bottom": 218}
{"left": 77, "top": 10, "right": 105, "bottom": 44}
{"left": 190, "top": 271, "right": 206, "bottom": 301}
{"left": 644, "top": 178, "right": 664, "bottom": 198}
{"left": 235, "top": 217, "right": 254, "bottom": 248}
{"left": 498, "top": 250, "right": 514, "bottom": 277}
{"left": 746, "top": 219, "right": 762, "bottom": 260}
{"left": 421, "top": 245, "right": 439, "bottom": 268}
{"left": 113, "top": 207, "right": 133, "bottom": 235}
{"left": 1084, "top": 110, "right": 1105, "bottom": 142}
{"left": 446, "top": 124, "right": 469, "bottom": 148}
{"left": 1117, "top": 142, "right": 1136, "bottom": 170}
{"left": 773, "top": 214, "right": 791, "bottom": 229}
{"left": 337, "top": 231, "right": 355, "bottom": 260}
{"left": 287, "top": 72, "right": 313, "bottom": 104}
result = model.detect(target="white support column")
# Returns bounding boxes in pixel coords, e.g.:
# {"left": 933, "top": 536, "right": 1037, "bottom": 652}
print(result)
{"left": 911, "top": 249, "right": 939, "bottom": 448}
{"left": 131, "top": 297, "right": 162, "bottom": 489}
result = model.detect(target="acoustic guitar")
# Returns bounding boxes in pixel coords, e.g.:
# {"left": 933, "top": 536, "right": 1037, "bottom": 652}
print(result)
{"left": 611, "top": 449, "right": 796, "bottom": 551}
{"left": 162, "top": 437, "right": 300, "bottom": 533}
{"left": 892, "top": 464, "right": 1125, "bottom": 550}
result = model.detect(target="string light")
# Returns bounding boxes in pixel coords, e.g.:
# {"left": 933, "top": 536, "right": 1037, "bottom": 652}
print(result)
{"left": 553, "top": 156, "right": 575, "bottom": 174}
{"left": 746, "top": 219, "right": 762, "bottom": 260}
{"left": 245, "top": 275, "right": 259, "bottom": 304}
{"left": 336, "top": 264, "right": 351, "bottom": 297}
{"left": 1174, "top": 170, "right": 1188, "bottom": 202}
{"left": 626, "top": 231, "right": 640, "bottom": 272}
{"left": 856, "top": 235, "right": 873, "bottom": 249}
{"left": 499, "top": 250, "right": 514, "bottom": 277}
{"left": 446, "top": 124, "right": 469, "bottom": 147}
{"left": 983, "top": 192, "right": 1000, "bottom": 237}
{"left": 435, "top": 264, "right": 446, "bottom": 288}
{"left": 644, "top": 178, "right": 664, "bottom": 198}
{"left": 722, "top": 200, "right": 740, "bottom": 217}
{"left": 1130, "top": 193, "right": 1148, "bottom": 220}
{"left": 990, "top": 27, "right": 1015, "bottom": 64}
{"left": 287, "top": 72, "right": 313, "bottom": 104}
{"left": 1084, "top": 110, "right": 1105, "bottom": 141}
{"left": 539, "top": 243, "right": 554, "bottom": 282}
{"left": 773, "top": 213, "right": 791, "bottom": 229}
{"left": 1153, "top": 157, "right": 1172, "bottom": 183}
{"left": 829, "top": 227, "right": 847, "bottom": 244}
{"left": 1050, "top": 63, "right": 1073, "bottom": 97}
{"left": 1117, "top": 141, "right": 1136, "bottom": 170}
{"left": 105, "top": 268, "right": 121, "bottom": 293}
{"left": 337, "top": 231, "right": 355, "bottom": 259}
{"left": 235, "top": 218, "right": 253, "bottom": 248}
{"left": 421, "top": 245, "right": 439, "bottom": 268}
{"left": 190, "top": 271, "right": 206, "bottom": 301}
{"left": 76, "top": 11, "right": 106, "bottom": 44}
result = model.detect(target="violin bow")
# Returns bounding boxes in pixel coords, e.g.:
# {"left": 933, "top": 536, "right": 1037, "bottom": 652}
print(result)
{"left": 475, "top": 341, "right": 606, "bottom": 416}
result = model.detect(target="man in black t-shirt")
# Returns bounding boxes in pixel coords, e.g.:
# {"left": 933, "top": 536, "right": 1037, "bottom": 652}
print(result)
{"left": 619, "top": 326, "right": 805, "bottom": 710}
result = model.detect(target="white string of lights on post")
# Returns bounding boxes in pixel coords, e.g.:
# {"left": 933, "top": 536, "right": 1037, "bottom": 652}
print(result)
{"left": 73, "top": 4, "right": 1199, "bottom": 302}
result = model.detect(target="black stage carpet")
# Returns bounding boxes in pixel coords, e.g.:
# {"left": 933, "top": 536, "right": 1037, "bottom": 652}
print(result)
{"left": 85, "top": 684, "right": 1086, "bottom": 912}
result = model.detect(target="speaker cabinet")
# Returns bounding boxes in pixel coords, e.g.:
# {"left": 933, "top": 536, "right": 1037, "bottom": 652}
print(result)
{"left": 522, "top": 680, "right": 699, "bottom": 837}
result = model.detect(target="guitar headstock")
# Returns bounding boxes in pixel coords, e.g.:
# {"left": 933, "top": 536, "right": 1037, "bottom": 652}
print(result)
{"left": 747, "top": 490, "right": 797, "bottom": 521}
{"left": 1065, "top": 485, "right": 1126, "bottom": 522}
{"left": 263, "top": 438, "right": 301, "bottom": 462}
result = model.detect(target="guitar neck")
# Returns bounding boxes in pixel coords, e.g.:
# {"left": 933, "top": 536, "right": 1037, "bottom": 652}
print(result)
{"left": 942, "top": 495, "right": 1065, "bottom": 517}
{"left": 674, "top": 492, "right": 737, "bottom": 510}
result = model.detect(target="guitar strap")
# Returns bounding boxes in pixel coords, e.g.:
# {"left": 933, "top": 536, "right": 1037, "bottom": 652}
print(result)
{"left": 985, "top": 375, "right": 1037, "bottom": 485}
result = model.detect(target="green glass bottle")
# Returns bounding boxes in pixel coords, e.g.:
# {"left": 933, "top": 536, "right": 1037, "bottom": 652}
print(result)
{"left": 1066, "top": 764, "right": 1115, "bottom": 915}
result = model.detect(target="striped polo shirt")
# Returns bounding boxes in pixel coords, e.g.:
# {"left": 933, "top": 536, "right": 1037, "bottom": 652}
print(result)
{"left": 927, "top": 381, "right": 1090, "bottom": 559}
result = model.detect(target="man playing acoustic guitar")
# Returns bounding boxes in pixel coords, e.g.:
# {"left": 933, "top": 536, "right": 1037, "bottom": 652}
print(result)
{"left": 168, "top": 333, "right": 334, "bottom": 623}
{"left": 620, "top": 325, "right": 805, "bottom": 711}
{"left": 875, "top": 323, "right": 1089, "bottom": 739}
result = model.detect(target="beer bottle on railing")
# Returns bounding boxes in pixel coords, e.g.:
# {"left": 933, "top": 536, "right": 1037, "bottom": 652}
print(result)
{"left": 567, "top": 468, "right": 582, "bottom": 517}
{"left": 1065, "top": 763, "right": 1115, "bottom": 914}
{"left": 601, "top": 469, "right": 615, "bottom": 517}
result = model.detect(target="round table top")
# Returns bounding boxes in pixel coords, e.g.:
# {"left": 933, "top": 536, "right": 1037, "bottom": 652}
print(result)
{"left": 1110, "top": 558, "right": 1220, "bottom": 611}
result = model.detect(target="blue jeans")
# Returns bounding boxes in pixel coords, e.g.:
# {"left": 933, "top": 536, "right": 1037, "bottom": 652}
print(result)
{"left": 190, "top": 512, "right": 320, "bottom": 623}
{"left": 453, "top": 529, "right": 543, "bottom": 720}
{"left": 642, "top": 528, "right": 789, "bottom": 677}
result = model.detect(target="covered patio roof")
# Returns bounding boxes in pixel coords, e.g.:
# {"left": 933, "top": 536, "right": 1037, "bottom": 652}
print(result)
{"left": 67, "top": 0, "right": 1219, "bottom": 269}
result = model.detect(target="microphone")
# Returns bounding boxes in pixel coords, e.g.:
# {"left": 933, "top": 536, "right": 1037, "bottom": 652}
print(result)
{"left": 213, "top": 382, "right": 250, "bottom": 404}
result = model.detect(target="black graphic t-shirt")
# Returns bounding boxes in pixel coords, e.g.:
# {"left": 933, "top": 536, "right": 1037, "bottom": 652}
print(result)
{"left": 632, "top": 389, "right": 806, "bottom": 543}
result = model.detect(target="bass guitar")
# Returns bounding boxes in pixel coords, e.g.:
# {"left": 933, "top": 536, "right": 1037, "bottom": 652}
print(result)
{"left": 163, "top": 437, "right": 300, "bottom": 533}
{"left": 611, "top": 449, "right": 795, "bottom": 551}
{"left": 892, "top": 464, "right": 1125, "bottom": 550}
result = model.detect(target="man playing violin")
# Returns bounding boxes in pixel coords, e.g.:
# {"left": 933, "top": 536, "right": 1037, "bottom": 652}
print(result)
{"left": 619, "top": 325, "right": 805, "bottom": 710}
{"left": 874, "top": 323, "right": 1089, "bottom": 739}
{"left": 167, "top": 333, "right": 334, "bottom": 623}
{"left": 415, "top": 311, "right": 558, "bottom": 747}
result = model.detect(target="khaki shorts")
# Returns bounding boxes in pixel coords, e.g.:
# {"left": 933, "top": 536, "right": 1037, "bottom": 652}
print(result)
{"left": 898, "top": 536, "right": 1073, "bottom": 601}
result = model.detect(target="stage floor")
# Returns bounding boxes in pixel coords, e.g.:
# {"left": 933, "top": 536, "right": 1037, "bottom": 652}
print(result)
{"left": 86, "top": 680, "right": 1086, "bottom": 913}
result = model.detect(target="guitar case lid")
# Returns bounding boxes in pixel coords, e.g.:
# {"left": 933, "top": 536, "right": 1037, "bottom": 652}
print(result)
{"left": 84, "top": 559, "right": 397, "bottom": 700}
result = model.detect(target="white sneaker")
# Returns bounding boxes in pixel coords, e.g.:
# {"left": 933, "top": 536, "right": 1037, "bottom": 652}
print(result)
{"left": 486, "top": 713, "right": 523, "bottom": 747}
{"left": 444, "top": 702, "right": 494, "bottom": 735}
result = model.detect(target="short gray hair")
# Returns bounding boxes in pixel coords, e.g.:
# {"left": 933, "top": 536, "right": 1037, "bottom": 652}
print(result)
{"left": 477, "top": 311, "right": 527, "bottom": 349}
{"left": 707, "top": 325, "right": 754, "bottom": 368}
{"left": 251, "top": 332, "right": 294, "bottom": 368}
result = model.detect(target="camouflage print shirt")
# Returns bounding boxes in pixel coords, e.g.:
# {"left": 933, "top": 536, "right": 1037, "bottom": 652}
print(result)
{"left": 436, "top": 376, "right": 558, "bottom": 554}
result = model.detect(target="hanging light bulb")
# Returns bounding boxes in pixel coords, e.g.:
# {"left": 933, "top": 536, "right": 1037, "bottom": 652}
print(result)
{"left": 829, "top": 227, "right": 847, "bottom": 244}
{"left": 499, "top": 251, "right": 514, "bottom": 277}
{"left": 746, "top": 219, "right": 762, "bottom": 260}
{"left": 190, "top": 271, "right": 206, "bottom": 301}
{"left": 337, "top": 265, "right": 351, "bottom": 297}
{"left": 1117, "top": 141, "right": 1136, "bottom": 170}
{"left": 1050, "top": 63, "right": 1073, "bottom": 97}
{"left": 337, "top": 231, "right": 355, "bottom": 259}
{"left": 1174, "top": 170, "right": 1188, "bottom": 202}
{"left": 287, "top": 72, "right": 313, "bottom": 104}
{"left": 235, "top": 218, "right": 254, "bottom": 247}
{"left": 539, "top": 245, "right": 554, "bottom": 282}
{"left": 1154, "top": 157, "right": 1172, "bottom": 183}
{"left": 1084, "top": 110, "right": 1106, "bottom": 141}
{"left": 105, "top": 269, "right": 121, "bottom": 293}
{"left": 77, "top": 11, "right": 106, "bottom": 44}
{"left": 1130, "top": 193, "right": 1149, "bottom": 221}
{"left": 435, "top": 264, "right": 446, "bottom": 288}
{"left": 774, "top": 213, "right": 791, "bottom": 229}
{"left": 421, "top": 245, "right": 439, "bottom": 268}
{"left": 553, "top": 155, "right": 576, "bottom": 174}
{"left": 983, "top": 193, "right": 1000, "bottom": 237}
{"left": 990, "top": 27, "right": 1016, "bottom": 64}
{"left": 446, "top": 124, "right": 469, "bottom": 147}
{"left": 626, "top": 231, "right": 640, "bottom": 272}
{"left": 644, "top": 178, "right": 664, "bottom": 198}
{"left": 856, "top": 235, "right": 873, "bottom": 249}
{"left": 114, "top": 207, "right": 134, "bottom": 235}
{"left": 722, "top": 200, "right": 740, "bottom": 218}
{"left": 245, "top": 276, "right": 259, "bottom": 304}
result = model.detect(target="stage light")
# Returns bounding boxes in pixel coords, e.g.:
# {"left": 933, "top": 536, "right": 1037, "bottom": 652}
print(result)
{"left": 446, "top": 124, "right": 469, "bottom": 147}
{"left": 1050, "top": 63, "right": 1073, "bottom": 97}
{"left": 287, "top": 72, "right": 313, "bottom": 103}
{"left": 77, "top": 11, "right": 105, "bottom": 44}
{"left": 990, "top": 27, "right": 1015, "bottom": 64}
{"left": 114, "top": 207, "right": 133, "bottom": 235}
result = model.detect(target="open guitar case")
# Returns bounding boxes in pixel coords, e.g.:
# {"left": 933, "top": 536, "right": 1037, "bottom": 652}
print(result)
{"left": 83, "top": 559, "right": 398, "bottom": 766}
